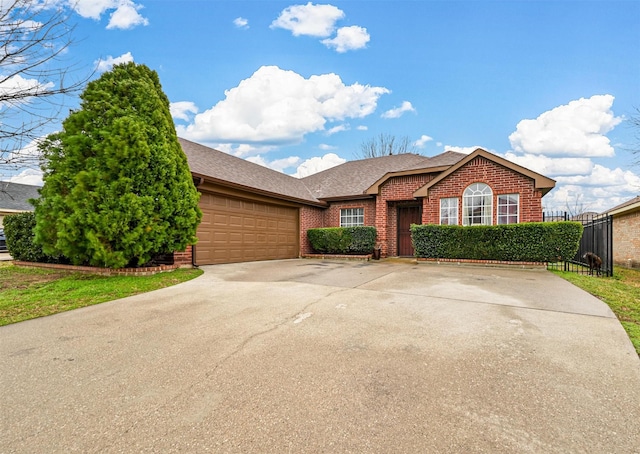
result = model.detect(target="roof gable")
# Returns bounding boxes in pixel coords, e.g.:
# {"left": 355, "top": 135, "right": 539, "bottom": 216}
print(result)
{"left": 365, "top": 151, "right": 466, "bottom": 195}
{"left": 413, "top": 148, "right": 556, "bottom": 197}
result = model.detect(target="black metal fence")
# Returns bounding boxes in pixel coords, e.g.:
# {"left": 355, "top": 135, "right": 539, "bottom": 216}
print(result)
{"left": 543, "top": 211, "right": 613, "bottom": 277}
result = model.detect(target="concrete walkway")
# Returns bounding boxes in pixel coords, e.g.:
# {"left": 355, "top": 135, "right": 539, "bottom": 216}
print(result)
{"left": 1, "top": 260, "right": 639, "bottom": 453}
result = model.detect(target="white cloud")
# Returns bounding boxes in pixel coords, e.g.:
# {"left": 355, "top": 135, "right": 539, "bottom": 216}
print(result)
{"left": 170, "top": 101, "right": 199, "bottom": 121}
{"left": 356, "top": 125, "right": 368, "bottom": 131}
{"left": 94, "top": 51, "right": 134, "bottom": 73}
{"left": 321, "top": 25, "right": 370, "bottom": 52}
{"left": 69, "top": 0, "right": 149, "bottom": 29}
{"left": 0, "top": 75, "right": 54, "bottom": 106}
{"left": 326, "top": 124, "right": 349, "bottom": 135}
{"left": 210, "top": 143, "right": 276, "bottom": 158}
{"left": 69, "top": 0, "right": 117, "bottom": 19}
{"left": 509, "top": 94, "right": 622, "bottom": 157}
{"left": 233, "top": 17, "right": 249, "bottom": 29}
{"left": 503, "top": 152, "right": 593, "bottom": 177}
{"left": 444, "top": 145, "right": 486, "bottom": 154}
{"left": 413, "top": 135, "right": 433, "bottom": 148}
{"left": 2, "top": 168, "right": 43, "bottom": 186}
{"left": 555, "top": 164, "right": 640, "bottom": 189}
{"left": 271, "top": 2, "right": 344, "bottom": 37}
{"left": 544, "top": 182, "right": 639, "bottom": 214}
{"left": 293, "top": 153, "right": 346, "bottom": 178}
{"left": 107, "top": 0, "right": 149, "bottom": 29}
{"left": 319, "top": 143, "right": 337, "bottom": 150}
{"left": 381, "top": 101, "right": 415, "bottom": 119}
{"left": 176, "top": 65, "right": 389, "bottom": 144}
{"left": 246, "top": 155, "right": 301, "bottom": 173}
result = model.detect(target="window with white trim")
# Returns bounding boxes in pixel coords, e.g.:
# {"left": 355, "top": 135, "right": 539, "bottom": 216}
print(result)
{"left": 440, "top": 197, "right": 459, "bottom": 225}
{"left": 463, "top": 183, "right": 493, "bottom": 226}
{"left": 497, "top": 194, "right": 519, "bottom": 224}
{"left": 340, "top": 208, "right": 364, "bottom": 227}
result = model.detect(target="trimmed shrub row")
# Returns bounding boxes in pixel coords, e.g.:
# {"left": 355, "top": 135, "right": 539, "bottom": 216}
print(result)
{"left": 411, "top": 222, "right": 583, "bottom": 262}
{"left": 307, "top": 226, "right": 377, "bottom": 254}
{"left": 3, "top": 212, "right": 65, "bottom": 263}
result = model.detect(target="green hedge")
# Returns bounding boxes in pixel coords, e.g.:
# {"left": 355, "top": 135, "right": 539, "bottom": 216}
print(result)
{"left": 3, "top": 212, "right": 65, "bottom": 263}
{"left": 411, "top": 222, "right": 583, "bottom": 262}
{"left": 307, "top": 226, "right": 377, "bottom": 254}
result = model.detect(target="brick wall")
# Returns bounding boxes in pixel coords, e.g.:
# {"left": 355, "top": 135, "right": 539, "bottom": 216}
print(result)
{"left": 377, "top": 175, "right": 434, "bottom": 256}
{"left": 422, "top": 156, "right": 542, "bottom": 225}
{"left": 299, "top": 206, "right": 326, "bottom": 255}
{"left": 298, "top": 157, "right": 546, "bottom": 258}
{"left": 322, "top": 199, "right": 377, "bottom": 227}
{"left": 173, "top": 245, "right": 193, "bottom": 266}
{"left": 613, "top": 210, "right": 640, "bottom": 268}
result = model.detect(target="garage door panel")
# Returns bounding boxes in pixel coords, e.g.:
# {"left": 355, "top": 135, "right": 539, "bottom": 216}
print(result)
{"left": 196, "top": 192, "right": 299, "bottom": 265}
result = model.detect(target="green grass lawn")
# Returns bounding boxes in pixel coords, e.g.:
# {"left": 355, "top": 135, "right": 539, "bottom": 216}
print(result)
{"left": 0, "top": 263, "right": 203, "bottom": 326}
{"left": 551, "top": 267, "right": 640, "bottom": 357}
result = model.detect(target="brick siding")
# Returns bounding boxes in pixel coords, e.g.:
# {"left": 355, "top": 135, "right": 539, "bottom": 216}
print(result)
{"left": 173, "top": 245, "right": 193, "bottom": 267}
{"left": 313, "top": 157, "right": 545, "bottom": 258}
{"left": 299, "top": 206, "right": 326, "bottom": 255}
{"left": 422, "top": 157, "right": 542, "bottom": 225}
{"left": 613, "top": 210, "right": 640, "bottom": 268}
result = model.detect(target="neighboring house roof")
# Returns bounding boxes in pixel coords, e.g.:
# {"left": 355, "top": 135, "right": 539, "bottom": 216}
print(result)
{"left": 179, "top": 138, "right": 322, "bottom": 206}
{"left": 605, "top": 196, "right": 640, "bottom": 216}
{"left": 413, "top": 148, "right": 556, "bottom": 197}
{"left": 0, "top": 182, "right": 40, "bottom": 212}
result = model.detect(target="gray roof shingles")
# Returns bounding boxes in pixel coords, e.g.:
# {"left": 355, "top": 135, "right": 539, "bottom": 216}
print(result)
{"left": 180, "top": 138, "right": 468, "bottom": 203}
{"left": 179, "top": 138, "right": 319, "bottom": 204}
{"left": 0, "top": 182, "right": 40, "bottom": 211}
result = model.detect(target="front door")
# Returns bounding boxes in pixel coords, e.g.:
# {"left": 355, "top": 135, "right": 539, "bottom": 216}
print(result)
{"left": 397, "top": 205, "right": 422, "bottom": 256}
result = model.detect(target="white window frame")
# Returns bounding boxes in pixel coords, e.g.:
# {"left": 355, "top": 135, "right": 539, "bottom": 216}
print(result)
{"left": 340, "top": 207, "right": 364, "bottom": 227}
{"left": 440, "top": 197, "right": 459, "bottom": 225}
{"left": 463, "top": 183, "right": 493, "bottom": 226}
{"left": 497, "top": 194, "right": 519, "bottom": 224}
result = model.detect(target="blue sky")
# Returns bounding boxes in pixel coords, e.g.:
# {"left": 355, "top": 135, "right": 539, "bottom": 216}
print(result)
{"left": 4, "top": 0, "right": 640, "bottom": 212}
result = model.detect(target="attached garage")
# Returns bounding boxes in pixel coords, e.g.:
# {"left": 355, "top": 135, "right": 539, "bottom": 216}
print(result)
{"left": 180, "top": 138, "right": 324, "bottom": 266}
{"left": 195, "top": 191, "right": 299, "bottom": 265}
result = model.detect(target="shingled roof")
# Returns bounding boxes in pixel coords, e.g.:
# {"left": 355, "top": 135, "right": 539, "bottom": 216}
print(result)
{"left": 300, "top": 153, "right": 464, "bottom": 200}
{"left": 179, "top": 139, "right": 542, "bottom": 203}
{"left": 179, "top": 138, "right": 320, "bottom": 205}
{"left": 0, "top": 182, "right": 40, "bottom": 211}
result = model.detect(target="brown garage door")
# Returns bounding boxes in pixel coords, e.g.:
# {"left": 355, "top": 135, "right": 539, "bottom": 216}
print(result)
{"left": 195, "top": 192, "right": 299, "bottom": 265}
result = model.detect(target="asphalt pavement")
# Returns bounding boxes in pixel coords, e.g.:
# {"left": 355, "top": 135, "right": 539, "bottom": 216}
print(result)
{"left": 1, "top": 259, "right": 639, "bottom": 453}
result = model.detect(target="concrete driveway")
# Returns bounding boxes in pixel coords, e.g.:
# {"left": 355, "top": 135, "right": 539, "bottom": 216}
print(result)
{"left": 1, "top": 259, "right": 639, "bottom": 453}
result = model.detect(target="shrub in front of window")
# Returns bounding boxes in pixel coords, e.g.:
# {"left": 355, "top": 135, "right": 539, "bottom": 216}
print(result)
{"left": 307, "top": 227, "right": 377, "bottom": 254}
{"left": 411, "top": 222, "right": 583, "bottom": 262}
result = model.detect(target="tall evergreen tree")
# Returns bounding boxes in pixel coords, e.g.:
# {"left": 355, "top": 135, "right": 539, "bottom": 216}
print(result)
{"left": 35, "top": 63, "right": 201, "bottom": 268}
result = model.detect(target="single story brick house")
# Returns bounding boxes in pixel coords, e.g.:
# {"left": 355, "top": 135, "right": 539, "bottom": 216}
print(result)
{"left": 178, "top": 138, "right": 556, "bottom": 265}
{"left": 605, "top": 196, "right": 640, "bottom": 269}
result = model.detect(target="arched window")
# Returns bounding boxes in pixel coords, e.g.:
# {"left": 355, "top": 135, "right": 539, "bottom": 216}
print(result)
{"left": 463, "top": 183, "right": 492, "bottom": 225}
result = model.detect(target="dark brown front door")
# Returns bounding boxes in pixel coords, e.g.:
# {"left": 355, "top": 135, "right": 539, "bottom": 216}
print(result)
{"left": 397, "top": 205, "right": 422, "bottom": 256}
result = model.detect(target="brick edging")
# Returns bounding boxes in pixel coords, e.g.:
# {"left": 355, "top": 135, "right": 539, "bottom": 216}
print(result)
{"left": 12, "top": 261, "right": 182, "bottom": 276}
{"left": 301, "top": 254, "right": 372, "bottom": 261}
{"left": 416, "top": 258, "right": 546, "bottom": 268}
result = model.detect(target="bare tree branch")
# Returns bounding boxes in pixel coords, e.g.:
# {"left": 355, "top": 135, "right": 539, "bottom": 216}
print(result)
{"left": 629, "top": 106, "right": 640, "bottom": 166}
{"left": 358, "top": 133, "right": 417, "bottom": 158}
{"left": 0, "top": 0, "right": 91, "bottom": 170}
